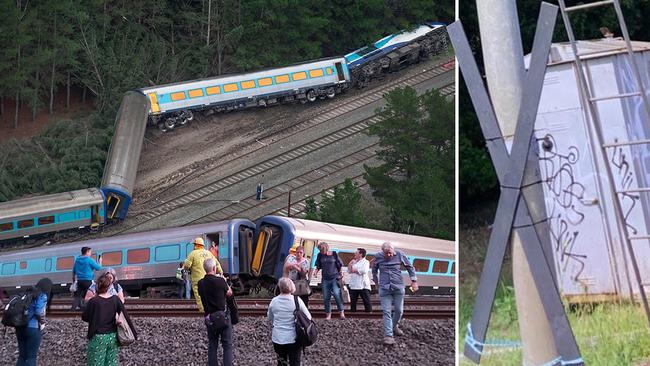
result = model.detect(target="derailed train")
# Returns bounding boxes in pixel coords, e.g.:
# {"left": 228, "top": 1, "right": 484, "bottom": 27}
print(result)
{"left": 0, "top": 23, "right": 449, "bottom": 244}
{"left": 0, "top": 216, "right": 456, "bottom": 296}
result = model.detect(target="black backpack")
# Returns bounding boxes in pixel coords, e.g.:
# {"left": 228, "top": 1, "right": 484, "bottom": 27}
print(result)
{"left": 293, "top": 296, "right": 318, "bottom": 348}
{"left": 2, "top": 290, "right": 34, "bottom": 328}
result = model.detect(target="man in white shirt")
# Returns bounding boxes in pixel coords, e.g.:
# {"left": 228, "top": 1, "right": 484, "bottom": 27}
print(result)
{"left": 347, "top": 248, "right": 372, "bottom": 312}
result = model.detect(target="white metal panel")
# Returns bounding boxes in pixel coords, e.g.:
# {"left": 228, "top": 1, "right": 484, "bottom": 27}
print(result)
{"left": 534, "top": 43, "right": 650, "bottom": 301}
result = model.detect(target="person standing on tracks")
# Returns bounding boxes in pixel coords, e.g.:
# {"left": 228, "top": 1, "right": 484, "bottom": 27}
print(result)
{"left": 177, "top": 262, "right": 191, "bottom": 299}
{"left": 72, "top": 246, "right": 102, "bottom": 310}
{"left": 14, "top": 278, "right": 53, "bottom": 366}
{"left": 268, "top": 277, "right": 311, "bottom": 366}
{"left": 184, "top": 237, "right": 221, "bottom": 312}
{"left": 348, "top": 248, "right": 372, "bottom": 313}
{"left": 82, "top": 274, "right": 137, "bottom": 366}
{"left": 284, "top": 245, "right": 311, "bottom": 308}
{"left": 198, "top": 258, "right": 234, "bottom": 366}
{"left": 372, "top": 241, "right": 418, "bottom": 345}
{"left": 85, "top": 268, "right": 125, "bottom": 303}
{"left": 314, "top": 242, "right": 345, "bottom": 319}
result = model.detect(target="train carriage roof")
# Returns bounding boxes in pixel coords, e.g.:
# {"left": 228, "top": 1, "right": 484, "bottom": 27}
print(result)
{"left": 138, "top": 56, "right": 347, "bottom": 94}
{"left": 0, "top": 188, "right": 105, "bottom": 221}
{"left": 259, "top": 216, "right": 454, "bottom": 256}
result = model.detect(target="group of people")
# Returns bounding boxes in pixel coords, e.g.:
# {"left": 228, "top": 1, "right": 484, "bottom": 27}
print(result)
{"left": 12, "top": 246, "right": 135, "bottom": 366}
{"left": 282, "top": 241, "right": 418, "bottom": 345}
{"left": 10, "top": 237, "right": 417, "bottom": 366}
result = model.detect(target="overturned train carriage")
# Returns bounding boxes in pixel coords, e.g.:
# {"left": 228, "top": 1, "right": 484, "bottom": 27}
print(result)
{"left": 252, "top": 216, "right": 456, "bottom": 295}
{"left": 345, "top": 23, "right": 449, "bottom": 87}
{"left": 139, "top": 57, "right": 350, "bottom": 132}
{"left": 100, "top": 91, "right": 150, "bottom": 220}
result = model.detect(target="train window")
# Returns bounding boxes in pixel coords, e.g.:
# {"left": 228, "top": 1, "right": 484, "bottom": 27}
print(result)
{"left": 326, "top": 67, "right": 333, "bottom": 75}
{"left": 17, "top": 219, "right": 34, "bottom": 229}
{"left": 413, "top": 258, "right": 431, "bottom": 273}
{"left": 127, "top": 248, "right": 150, "bottom": 264}
{"left": 292, "top": 71, "right": 307, "bottom": 81}
{"left": 171, "top": 92, "right": 186, "bottom": 101}
{"left": 206, "top": 86, "right": 221, "bottom": 95}
{"left": 38, "top": 215, "right": 55, "bottom": 226}
{"left": 309, "top": 69, "right": 324, "bottom": 78}
{"left": 224, "top": 83, "right": 239, "bottom": 92}
{"left": 155, "top": 244, "right": 180, "bottom": 262}
{"left": 56, "top": 256, "right": 74, "bottom": 270}
{"left": 20, "top": 261, "right": 27, "bottom": 270}
{"left": 45, "top": 259, "right": 52, "bottom": 272}
{"left": 432, "top": 260, "right": 449, "bottom": 273}
{"left": 188, "top": 89, "right": 204, "bottom": 98}
{"left": 102, "top": 251, "right": 123, "bottom": 266}
{"left": 337, "top": 252, "right": 354, "bottom": 266}
{"left": 0, "top": 222, "right": 13, "bottom": 232}
{"left": 1, "top": 262, "right": 16, "bottom": 275}
{"left": 275, "top": 74, "right": 290, "bottom": 84}
{"left": 258, "top": 77, "right": 273, "bottom": 87}
{"left": 450, "top": 262, "right": 455, "bottom": 274}
{"left": 241, "top": 80, "right": 256, "bottom": 89}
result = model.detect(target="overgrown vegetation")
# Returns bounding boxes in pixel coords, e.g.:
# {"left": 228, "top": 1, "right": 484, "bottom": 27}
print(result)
{"left": 0, "top": 0, "right": 453, "bottom": 202}
{"left": 306, "top": 86, "right": 455, "bottom": 240}
{"left": 460, "top": 286, "right": 650, "bottom": 366}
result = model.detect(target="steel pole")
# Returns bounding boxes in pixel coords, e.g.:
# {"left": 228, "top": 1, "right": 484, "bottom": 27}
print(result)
{"left": 476, "top": 1, "right": 559, "bottom": 365}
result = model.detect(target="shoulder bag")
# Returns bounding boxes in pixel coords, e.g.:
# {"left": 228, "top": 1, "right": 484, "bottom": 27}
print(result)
{"left": 116, "top": 311, "right": 135, "bottom": 346}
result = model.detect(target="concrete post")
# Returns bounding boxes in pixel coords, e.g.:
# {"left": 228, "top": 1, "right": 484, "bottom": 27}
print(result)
{"left": 476, "top": 1, "right": 559, "bottom": 365}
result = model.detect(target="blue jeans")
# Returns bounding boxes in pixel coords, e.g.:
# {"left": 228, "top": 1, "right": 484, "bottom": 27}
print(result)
{"left": 207, "top": 323, "right": 233, "bottom": 366}
{"left": 16, "top": 326, "right": 42, "bottom": 366}
{"left": 322, "top": 278, "right": 343, "bottom": 314}
{"left": 379, "top": 286, "right": 405, "bottom": 337}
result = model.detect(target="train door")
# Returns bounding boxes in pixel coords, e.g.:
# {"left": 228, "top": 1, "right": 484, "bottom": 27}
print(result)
{"left": 206, "top": 233, "right": 225, "bottom": 272}
{"left": 238, "top": 226, "right": 254, "bottom": 273}
{"left": 335, "top": 62, "right": 346, "bottom": 82}
{"left": 251, "top": 227, "right": 271, "bottom": 276}
{"left": 105, "top": 194, "right": 121, "bottom": 220}
{"left": 251, "top": 224, "right": 283, "bottom": 277}
{"left": 301, "top": 239, "right": 316, "bottom": 265}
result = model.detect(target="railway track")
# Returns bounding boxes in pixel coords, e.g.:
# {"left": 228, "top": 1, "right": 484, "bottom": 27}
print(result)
{"left": 134, "top": 57, "right": 455, "bottom": 208}
{"left": 119, "top": 78, "right": 453, "bottom": 232}
{"left": 35, "top": 297, "right": 454, "bottom": 319}
{"left": 119, "top": 64, "right": 453, "bottom": 232}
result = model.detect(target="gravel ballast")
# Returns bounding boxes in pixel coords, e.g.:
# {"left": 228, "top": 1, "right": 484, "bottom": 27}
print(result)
{"left": 0, "top": 317, "right": 454, "bottom": 365}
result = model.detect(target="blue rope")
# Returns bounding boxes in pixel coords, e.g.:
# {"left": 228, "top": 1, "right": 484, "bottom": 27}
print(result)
{"left": 465, "top": 323, "right": 583, "bottom": 366}
{"left": 465, "top": 323, "right": 522, "bottom": 355}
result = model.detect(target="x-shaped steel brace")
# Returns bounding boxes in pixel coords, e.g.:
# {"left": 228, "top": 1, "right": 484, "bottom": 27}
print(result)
{"left": 448, "top": 3, "right": 583, "bottom": 365}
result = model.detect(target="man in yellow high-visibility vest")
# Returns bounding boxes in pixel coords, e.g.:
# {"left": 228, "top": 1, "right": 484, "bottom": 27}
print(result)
{"left": 183, "top": 237, "right": 222, "bottom": 312}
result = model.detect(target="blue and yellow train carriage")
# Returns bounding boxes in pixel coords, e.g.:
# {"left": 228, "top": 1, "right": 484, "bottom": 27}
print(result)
{"left": 139, "top": 57, "right": 350, "bottom": 131}
{"left": 0, "top": 188, "right": 106, "bottom": 243}
{"left": 0, "top": 219, "right": 255, "bottom": 295}
{"left": 252, "top": 216, "right": 456, "bottom": 294}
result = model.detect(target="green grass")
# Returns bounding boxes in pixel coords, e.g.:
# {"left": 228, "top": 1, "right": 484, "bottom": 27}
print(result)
{"left": 459, "top": 286, "right": 650, "bottom": 365}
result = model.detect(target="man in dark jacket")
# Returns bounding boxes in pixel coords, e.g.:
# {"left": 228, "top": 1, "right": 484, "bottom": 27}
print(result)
{"left": 198, "top": 258, "right": 234, "bottom": 366}
{"left": 72, "top": 246, "right": 102, "bottom": 310}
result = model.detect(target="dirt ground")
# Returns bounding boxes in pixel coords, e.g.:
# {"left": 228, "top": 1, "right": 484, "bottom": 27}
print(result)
{"left": 132, "top": 55, "right": 453, "bottom": 205}
{"left": 0, "top": 87, "right": 94, "bottom": 143}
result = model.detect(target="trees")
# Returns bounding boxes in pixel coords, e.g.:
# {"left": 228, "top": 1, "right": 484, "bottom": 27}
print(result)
{"left": 364, "top": 86, "right": 454, "bottom": 239}
{"left": 303, "top": 179, "right": 367, "bottom": 227}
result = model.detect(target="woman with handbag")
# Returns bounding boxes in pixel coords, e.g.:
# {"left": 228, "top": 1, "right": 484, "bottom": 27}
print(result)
{"left": 268, "top": 277, "right": 312, "bottom": 366}
{"left": 284, "top": 246, "right": 311, "bottom": 307}
{"left": 82, "top": 274, "right": 137, "bottom": 366}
